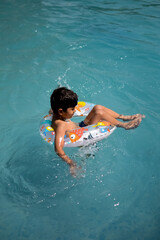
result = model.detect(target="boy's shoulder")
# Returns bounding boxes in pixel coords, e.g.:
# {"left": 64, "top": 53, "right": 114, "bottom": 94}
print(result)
{"left": 52, "top": 119, "right": 68, "bottom": 130}
{"left": 52, "top": 118, "right": 76, "bottom": 133}
{"left": 52, "top": 118, "right": 65, "bottom": 126}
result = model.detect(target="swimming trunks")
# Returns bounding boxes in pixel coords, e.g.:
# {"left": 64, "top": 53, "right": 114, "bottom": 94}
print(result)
{"left": 79, "top": 121, "right": 87, "bottom": 127}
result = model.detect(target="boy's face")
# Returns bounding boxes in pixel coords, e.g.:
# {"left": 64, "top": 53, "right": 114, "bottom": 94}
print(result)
{"left": 61, "top": 107, "right": 76, "bottom": 119}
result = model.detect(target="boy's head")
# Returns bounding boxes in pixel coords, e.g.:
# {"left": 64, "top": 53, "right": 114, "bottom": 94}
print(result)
{"left": 50, "top": 87, "right": 78, "bottom": 114}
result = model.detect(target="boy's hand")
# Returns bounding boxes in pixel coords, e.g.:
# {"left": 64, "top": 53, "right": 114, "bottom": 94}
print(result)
{"left": 70, "top": 164, "right": 82, "bottom": 178}
{"left": 70, "top": 165, "right": 77, "bottom": 177}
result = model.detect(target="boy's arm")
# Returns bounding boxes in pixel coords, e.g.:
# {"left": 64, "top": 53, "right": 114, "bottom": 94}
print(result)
{"left": 49, "top": 108, "right": 53, "bottom": 114}
{"left": 54, "top": 123, "right": 77, "bottom": 176}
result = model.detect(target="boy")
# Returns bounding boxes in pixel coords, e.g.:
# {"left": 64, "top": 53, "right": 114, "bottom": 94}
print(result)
{"left": 50, "top": 87, "right": 145, "bottom": 177}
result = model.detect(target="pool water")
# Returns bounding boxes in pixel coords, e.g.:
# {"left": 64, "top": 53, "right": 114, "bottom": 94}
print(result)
{"left": 0, "top": 0, "right": 160, "bottom": 239}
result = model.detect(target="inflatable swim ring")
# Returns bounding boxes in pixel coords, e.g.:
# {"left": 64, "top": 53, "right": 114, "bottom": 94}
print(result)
{"left": 40, "top": 102, "right": 116, "bottom": 147}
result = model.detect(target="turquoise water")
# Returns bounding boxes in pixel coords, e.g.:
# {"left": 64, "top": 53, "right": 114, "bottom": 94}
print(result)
{"left": 0, "top": 0, "right": 160, "bottom": 239}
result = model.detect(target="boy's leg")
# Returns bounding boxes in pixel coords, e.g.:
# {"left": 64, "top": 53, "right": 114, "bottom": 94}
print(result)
{"left": 84, "top": 105, "right": 120, "bottom": 125}
{"left": 88, "top": 106, "right": 143, "bottom": 121}
{"left": 84, "top": 105, "right": 142, "bottom": 129}
{"left": 88, "top": 105, "right": 142, "bottom": 121}
{"left": 118, "top": 114, "right": 145, "bottom": 121}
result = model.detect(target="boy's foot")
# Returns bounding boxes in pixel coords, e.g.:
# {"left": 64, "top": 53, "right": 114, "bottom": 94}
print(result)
{"left": 123, "top": 117, "right": 142, "bottom": 130}
{"left": 119, "top": 114, "right": 145, "bottom": 121}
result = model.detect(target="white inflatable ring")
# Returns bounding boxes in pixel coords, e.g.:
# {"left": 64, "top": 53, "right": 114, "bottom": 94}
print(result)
{"left": 40, "top": 101, "right": 116, "bottom": 147}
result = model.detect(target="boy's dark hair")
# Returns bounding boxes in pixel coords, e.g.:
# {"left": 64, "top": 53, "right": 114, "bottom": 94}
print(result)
{"left": 50, "top": 87, "right": 78, "bottom": 114}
